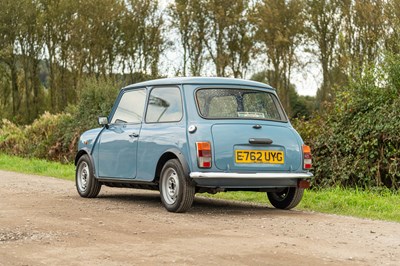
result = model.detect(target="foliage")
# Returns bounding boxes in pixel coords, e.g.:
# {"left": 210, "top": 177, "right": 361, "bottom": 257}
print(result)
{"left": 294, "top": 54, "right": 400, "bottom": 189}
{"left": 291, "top": 95, "right": 316, "bottom": 119}
{"left": 2, "top": 0, "right": 400, "bottom": 123}
{"left": 168, "top": 0, "right": 207, "bottom": 76}
{"left": 0, "top": 78, "right": 120, "bottom": 163}
{"left": 0, "top": 112, "right": 74, "bottom": 162}
{"left": 306, "top": 0, "right": 344, "bottom": 105}
{"left": 74, "top": 78, "right": 120, "bottom": 131}
{"left": 251, "top": 70, "right": 317, "bottom": 118}
{"left": 25, "top": 112, "right": 74, "bottom": 161}
{"left": 253, "top": 0, "right": 305, "bottom": 113}
{"left": 0, "top": 119, "right": 27, "bottom": 155}
{"left": 0, "top": 0, "right": 164, "bottom": 122}
{"left": 0, "top": 0, "right": 399, "bottom": 191}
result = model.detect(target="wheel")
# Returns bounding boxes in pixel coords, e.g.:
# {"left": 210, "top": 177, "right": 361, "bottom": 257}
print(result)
{"left": 159, "top": 159, "right": 195, "bottom": 213}
{"left": 76, "top": 154, "right": 101, "bottom": 198}
{"left": 267, "top": 187, "right": 304, "bottom": 210}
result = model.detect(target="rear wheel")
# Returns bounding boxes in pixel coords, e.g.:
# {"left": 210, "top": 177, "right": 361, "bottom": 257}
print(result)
{"left": 76, "top": 154, "right": 101, "bottom": 198}
{"left": 267, "top": 187, "right": 304, "bottom": 210}
{"left": 159, "top": 159, "right": 195, "bottom": 213}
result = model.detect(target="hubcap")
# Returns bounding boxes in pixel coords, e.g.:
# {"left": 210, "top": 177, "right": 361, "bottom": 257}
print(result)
{"left": 271, "top": 188, "right": 289, "bottom": 201}
{"left": 162, "top": 168, "right": 180, "bottom": 205}
{"left": 77, "top": 162, "right": 89, "bottom": 192}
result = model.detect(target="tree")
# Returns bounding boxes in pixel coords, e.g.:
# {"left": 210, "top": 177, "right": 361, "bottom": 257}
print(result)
{"left": 250, "top": 70, "right": 316, "bottom": 118}
{"left": 40, "top": 0, "right": 83, "bottom": 111}
{"left": 171, "top": 0, "right": 255, "bottom": 78}
{"left": 225, "top": 0, "right": 254, "bottom": 78}
{"left": 17, "top": 0, "right": 46, "bottom": 122}
{"left": 204, "top": 0, "right": 231, "bottom": 76}
{"left": 0, "top": 0, "right": 24, "bottom": 119}
{"left": 120, "top": 0, "right": 164, "bottom": 82}
{"left": 253, "top": 0, "right": 305, "bottom": 113}
{"left": 306, "top": 0, "right": 343, "bottom": 107}
{"left": 169, "top": 0, "right": 207, "bottom": 76}
{"left": 339, "top": 0, "right": 386, "bottom": 78}
{"left": 385, "top": 0, "right": 400, "bottom": 54}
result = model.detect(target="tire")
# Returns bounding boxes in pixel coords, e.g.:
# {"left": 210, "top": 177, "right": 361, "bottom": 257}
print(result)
{"left": 76, "top": 154, "right": 101, "bottom": 198}
{"left": 267, "top": 187, "right": 304, "bottom": 210}
{"left": 159, "top": 159, "right": 195, "bottom": 213}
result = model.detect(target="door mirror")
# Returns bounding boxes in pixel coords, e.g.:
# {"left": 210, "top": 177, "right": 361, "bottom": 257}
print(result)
{"left": 98, "top": 116, "right": 109, "bottom": 126}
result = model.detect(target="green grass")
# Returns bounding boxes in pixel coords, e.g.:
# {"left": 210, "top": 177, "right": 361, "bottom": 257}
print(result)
{"left": 204, "top": 188, "right": 400, "bottom": 223}
{"left": 0, "top": 153, "right": 399, "bottom": 222}
{"left": 301, "top": 187, "right": 400, "bottom": 222}
{"left": 0, "top": 153, "right": 74, "bottom": 181}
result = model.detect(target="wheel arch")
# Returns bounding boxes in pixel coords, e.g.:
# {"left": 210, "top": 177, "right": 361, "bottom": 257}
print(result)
{"left": 75, "top": 148, "right": 98, "bottom": 178}
{"left": 154, "top": 148, "right": 191, "bottom": 183}
{"left": 75, "top": 149, "right": 89, "bottom": 166}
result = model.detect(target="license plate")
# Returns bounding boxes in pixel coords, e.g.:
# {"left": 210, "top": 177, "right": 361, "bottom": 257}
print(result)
{"left": 235, "top": 150, "right": 284, "bottom": 164}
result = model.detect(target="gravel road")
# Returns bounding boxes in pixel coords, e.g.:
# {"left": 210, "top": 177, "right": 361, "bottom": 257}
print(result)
{"left": 0, "top": 170, "right": 399, "bottom": 265}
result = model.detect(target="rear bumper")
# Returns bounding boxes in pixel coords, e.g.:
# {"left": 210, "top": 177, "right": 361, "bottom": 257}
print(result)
{"left": 189, "top": 172, "right": 313, "bottom": 189}
{"left": 190, "top": 172, "right": 313, "bottom": 179}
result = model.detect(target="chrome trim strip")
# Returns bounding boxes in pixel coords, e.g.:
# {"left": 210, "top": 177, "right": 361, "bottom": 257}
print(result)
{"left": 190, "top": 172, "right": 313, "bottom": 179}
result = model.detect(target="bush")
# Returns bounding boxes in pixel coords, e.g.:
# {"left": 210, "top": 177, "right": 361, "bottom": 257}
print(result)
{"left": 0, "top": 119, "right": 27, "bottom": 155}
{"left": 74, "top": 78, "right": 120, "bottom": 130}
{"left": 26, "top": 112, "right": 77, "bottom": 162}
{"left": 0, "top": 78, "right": 121, "bottom": 163}
{"left": 0, "top": 112, "right": 75, "bottom": 162}
{"left": 294, "top": 54, "right": 400, "bottom": 189}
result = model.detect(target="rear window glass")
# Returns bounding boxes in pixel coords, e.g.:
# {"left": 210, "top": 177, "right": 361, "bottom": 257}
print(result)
{"left": 196, "top": 88, "right": 287, "bottom": 121}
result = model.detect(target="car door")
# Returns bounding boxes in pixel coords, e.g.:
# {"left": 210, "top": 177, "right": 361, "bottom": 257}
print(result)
{"left": 97, "top": 88, "right": 147, "bottom": 179}
{"left": 136, "top": 86, "right": 186, "bottom": 181}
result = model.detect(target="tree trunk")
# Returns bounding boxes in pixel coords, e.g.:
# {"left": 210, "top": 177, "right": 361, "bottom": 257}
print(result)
{"left": 10, "top": 59, "right": 19, "bottom": 119}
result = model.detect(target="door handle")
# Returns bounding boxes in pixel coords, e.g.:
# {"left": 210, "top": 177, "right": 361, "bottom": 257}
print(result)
{"left": 249, "top": 138, "right": 273, "bottom": 145}
{"left": 129, "top": 133, "right": 139, "bottom": 138}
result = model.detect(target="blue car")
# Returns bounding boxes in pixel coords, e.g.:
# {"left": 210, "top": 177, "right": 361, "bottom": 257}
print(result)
{"left": 75, "top": 77, "right": 313, "bottom": 212}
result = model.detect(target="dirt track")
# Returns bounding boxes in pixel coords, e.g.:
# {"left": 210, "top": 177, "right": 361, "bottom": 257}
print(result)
{"left": 0, "top": 170, "right": 399, "bottom": 265}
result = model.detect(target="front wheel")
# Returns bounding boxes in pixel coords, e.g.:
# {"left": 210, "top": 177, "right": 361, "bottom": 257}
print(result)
{"left": 159, "top": 159, "right": 195, "bottom": 213}
{"left": 76, "top": 154, "right": 101, "bottom": 198}
{"left": 267, "top": 187, "right": 304, "bottom": 210}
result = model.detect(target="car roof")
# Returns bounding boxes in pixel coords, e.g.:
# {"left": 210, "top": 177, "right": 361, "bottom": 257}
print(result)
{"left": 122, "top": 77, "right": 274, "bottom": 91}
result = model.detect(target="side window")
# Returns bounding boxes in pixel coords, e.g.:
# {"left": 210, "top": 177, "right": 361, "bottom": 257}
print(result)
{"left": 111, "top": 89, "right": 146, "bottom": 124}
{"left": 146, "top": 87, "right": 183, "bottom": 123}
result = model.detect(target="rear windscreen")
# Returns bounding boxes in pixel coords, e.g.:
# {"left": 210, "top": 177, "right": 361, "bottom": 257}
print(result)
{"left": 196, "top": 88, "right": 287, "bottom": 122}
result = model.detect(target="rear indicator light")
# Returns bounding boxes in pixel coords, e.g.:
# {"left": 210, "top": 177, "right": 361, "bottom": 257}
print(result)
{"left": 196, "top": 142, "right": 212, "bottom": 168}
{"left": 302, "top": 144, "right": 312, "bottom": 169}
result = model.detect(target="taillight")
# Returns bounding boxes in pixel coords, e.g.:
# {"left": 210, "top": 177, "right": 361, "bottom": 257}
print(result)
{"left": 196, "top": 142, "right": 212, "bottom": 168}
{"left": 303, "top": 144, "right": 312, "bottom": 169}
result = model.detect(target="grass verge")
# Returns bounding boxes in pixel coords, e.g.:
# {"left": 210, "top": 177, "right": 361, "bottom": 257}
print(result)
{"left": 0, "top": 153, "right": 398, "bottom": 223}
{"left": 203, "top": 188, "right": 400, "bottom": 223}
{"left": 0, "top": 153, "right": 74, "bottom": 181}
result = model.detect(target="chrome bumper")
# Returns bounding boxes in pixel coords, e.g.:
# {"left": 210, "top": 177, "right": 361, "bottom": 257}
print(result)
{"left": 189, "top": 172, "right": 313, "bottom": 179}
